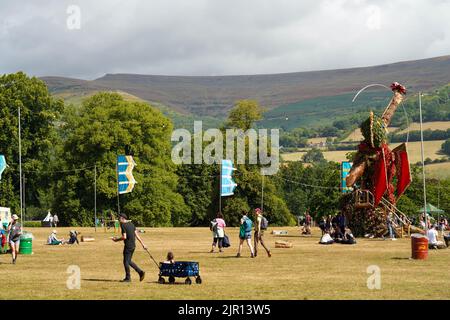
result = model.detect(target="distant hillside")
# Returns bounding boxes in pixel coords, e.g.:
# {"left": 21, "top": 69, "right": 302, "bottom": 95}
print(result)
{"left": 42, "top": 55, "right": 450, "bottom": 127}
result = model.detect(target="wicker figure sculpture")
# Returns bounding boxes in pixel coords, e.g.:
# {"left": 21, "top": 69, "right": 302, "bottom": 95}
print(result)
{"left": 342, "top": 82, "right": 411, "bottom": 237}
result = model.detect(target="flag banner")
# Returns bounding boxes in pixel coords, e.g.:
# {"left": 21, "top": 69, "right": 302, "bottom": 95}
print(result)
{"left": 341, "top": 161, "right": 353, "bottom": 193}
{"left": 392, "top": 143, "right": 411, "bottom": 199}
{"left": 117, "top": 155, "right": 137, "bottom": 194}
{"left": 220, "top": 160, "right": 237, "bottom": 197}
{"left": 0, "top": 155, "right": 6, "bottom": 181}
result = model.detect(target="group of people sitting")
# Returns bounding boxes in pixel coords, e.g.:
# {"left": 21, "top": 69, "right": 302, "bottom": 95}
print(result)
{"left": 47, "top": 230, "right": 79, "bottom": 245}
{"left": 318, "top": 213, "right": 356, "bottom": 245}
{"left": 427, "top": 224, "right": 450, "bottom": 250}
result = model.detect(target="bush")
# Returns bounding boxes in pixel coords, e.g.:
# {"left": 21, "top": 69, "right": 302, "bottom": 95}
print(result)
{"left": 22, "top": 221, "right": 42, "bottom": 228}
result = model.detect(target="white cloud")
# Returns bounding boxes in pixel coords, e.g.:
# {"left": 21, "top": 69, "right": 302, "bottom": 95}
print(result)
{"left": 0, "top": 0, "right": 449, "bottom": 79}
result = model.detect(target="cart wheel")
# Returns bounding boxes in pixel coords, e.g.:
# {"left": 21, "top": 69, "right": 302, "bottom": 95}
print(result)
{"left": 169, "top": 276, "right": 175, "bottom": 284}
{"left": 158, "top": 276, "right": 165, "bottom": 284}
{"left": 185, "top": 277, "right": 192, "bottom": 285}
{"left": 195, "top": 276, "right": 202, "bottom": 284}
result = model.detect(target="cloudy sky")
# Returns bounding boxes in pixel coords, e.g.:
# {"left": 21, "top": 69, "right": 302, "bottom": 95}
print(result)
{"left": 1, "top": 0, "right": 449, "bottom": 79}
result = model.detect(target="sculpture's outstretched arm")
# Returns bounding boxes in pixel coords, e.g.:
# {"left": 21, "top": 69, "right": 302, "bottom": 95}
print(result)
{"left": 382, "top": 82, "right": 407, "bottom": 127}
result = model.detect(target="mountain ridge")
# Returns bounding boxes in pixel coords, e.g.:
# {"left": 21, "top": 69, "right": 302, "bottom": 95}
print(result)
{"left": 42, "top": 55, "right": 450, "bottom": 118}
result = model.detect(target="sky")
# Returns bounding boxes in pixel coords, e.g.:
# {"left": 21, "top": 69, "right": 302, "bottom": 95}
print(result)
{"left": 1, "top": 0, "right": 449, "bottom": 79}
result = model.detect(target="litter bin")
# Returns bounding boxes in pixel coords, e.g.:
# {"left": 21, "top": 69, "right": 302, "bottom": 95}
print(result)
{"left": 411, "top": 233, "right": 428, "bottom": 260}
{"left": 19, "top": 232, "right": 33, "bottom": 255}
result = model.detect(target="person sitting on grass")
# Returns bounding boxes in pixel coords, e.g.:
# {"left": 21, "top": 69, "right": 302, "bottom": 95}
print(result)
{"left": 340, "top": 228, "right": 356, "bottom": 245}
{"left": 163, "top": 251, "right": 175, "bottom": 264}
{"left": 47, "top": 230, "right": 64, "bottom": 245}
{"left": 427, "top": 224, "right": 446, "bottom": 249}
{"left": 65, "top": 230, "right": 79, "bottom": 245}
{"left": 331, "top": 225, "right": 343, "bottom": 242}
{"left": 319, "top": 230, "right": 334, "bottom": 245}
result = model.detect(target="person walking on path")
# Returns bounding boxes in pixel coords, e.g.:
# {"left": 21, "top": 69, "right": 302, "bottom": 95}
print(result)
{"left": 210, "top": 212, "right": 226, "bottom": 253}
{"left": 7, "top": 214, "right": 22, "bottom": 264}
{"left": 112, "top": 213, "right": 147, "bottom": 283}
{"left": 236, "top": 212, "right": 254, "bottom": 258}
{"left": 253, "top": 208, "right": 271, "bottom": 258}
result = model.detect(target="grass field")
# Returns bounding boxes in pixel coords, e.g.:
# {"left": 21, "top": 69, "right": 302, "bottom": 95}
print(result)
{"left": 343, "top": 127, "right": 399, "bottom": 142}
{"left": 2, "top": 227, "right": 450, "bottom": 300}
{"left": 396, "top": 121, "right": 450, "bottom": 134}
{"left": 425, "top": 162, "right": 450, "bottom": 179}
{"left": 282, "top": 140, "right": 447, "bottom": 163}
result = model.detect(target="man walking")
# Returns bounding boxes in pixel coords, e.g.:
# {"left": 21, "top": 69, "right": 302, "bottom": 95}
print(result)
{"left": 112, "top": 213, "right": 147, "bottom": 282}
{"left": 254, "top": 208, "right": 271, "bottom": 258}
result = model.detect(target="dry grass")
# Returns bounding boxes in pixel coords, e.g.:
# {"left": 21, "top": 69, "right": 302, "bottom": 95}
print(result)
{"left": 396, "top": 122, "right": 450, "bottom": 134}
{"left": 425, "top": 162, "right": 450, "bottom": 179}
{"left": 282, "top": 140, "right": 446, "bottom": 163}
{"left": 2, "top": 227, "right": 450, "bottom": 300}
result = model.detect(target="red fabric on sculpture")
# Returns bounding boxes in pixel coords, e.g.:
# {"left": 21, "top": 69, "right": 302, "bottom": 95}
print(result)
{"left": 373, "top": 150, "right": 388, "bottom": 206}
{"left": 393, "top": 143, "right": 411, "bottom": 199}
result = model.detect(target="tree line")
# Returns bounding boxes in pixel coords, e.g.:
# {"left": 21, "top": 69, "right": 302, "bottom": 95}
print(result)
{"left": 1, "top": 72, "right": 449, "bottom": 227}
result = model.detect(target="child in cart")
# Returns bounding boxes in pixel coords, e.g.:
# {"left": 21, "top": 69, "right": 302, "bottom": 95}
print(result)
{"left": 163, "top": 251, "right": 175, "bottom": 264}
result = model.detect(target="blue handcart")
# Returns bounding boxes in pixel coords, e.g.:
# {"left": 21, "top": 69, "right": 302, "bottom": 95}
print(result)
{"left": 158, "top": 261, "right": 202, "bottom": 285}
{"left": 144, "top": 248, "right": 202, "bottom": 285}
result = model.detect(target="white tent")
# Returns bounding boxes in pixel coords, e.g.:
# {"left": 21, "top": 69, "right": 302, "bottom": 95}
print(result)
{"left": 0, "top": 207, "right": 11, "bottom": 229}
{"left": 42, "top": 211, "right": 53, "bottom": 227}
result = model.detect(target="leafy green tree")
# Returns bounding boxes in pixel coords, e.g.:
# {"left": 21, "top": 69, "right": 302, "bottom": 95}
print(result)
{"left": 54, "top": 92, "right": 189, "bottom": 226}
{"left": 177, "top": 163, "right": 216, "bottom": 225}
{"left": 226, "top": 100, "right": 263, "bottom": 131}
{"left": 302, "top": 148, "right": 325, "bottom": 163}
{"left": 275, "top": 161, "right": 341, "bottom": 219}
{"left": 442, "top": 139, "right": 450, "bottom": 156}
{"left": 0, "top": 72, "right": 63, "bottom": 215}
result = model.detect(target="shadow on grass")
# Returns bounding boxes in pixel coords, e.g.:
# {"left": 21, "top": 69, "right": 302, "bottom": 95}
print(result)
{"left": 271, "top": 235, "right": 304, "bottom": 238}
{"left": 150, "top": 281, "right": 191, "bottom": 286}
{"left": 391, "top": 257, "right": 411, "bottom": 260}
{"left": 187, "top": 251, "right": 214, "bottom": 254}
{"left": 83, "top": 278, "right": 123, "bottom": 283}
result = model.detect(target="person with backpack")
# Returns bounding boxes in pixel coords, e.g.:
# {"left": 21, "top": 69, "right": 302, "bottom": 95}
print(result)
{"left": 236, "top": 211, "right": 254, "bottom": 258}
{"left": 253, "top": 208, "right": 272, "bottom": 258}
{"left": 210, "top": 212, "right": 226, "bottom": 253}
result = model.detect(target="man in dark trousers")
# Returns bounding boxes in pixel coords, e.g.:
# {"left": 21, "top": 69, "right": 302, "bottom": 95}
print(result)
{"left": 112, "top": 213, "right": 147, "bottom": 282}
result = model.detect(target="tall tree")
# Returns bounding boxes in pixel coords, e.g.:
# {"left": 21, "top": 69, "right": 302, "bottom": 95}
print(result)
{"left": 54, "top": 92, "right": 189, "bottom": 226}
{"left": 0, "top": 72, "right": 63, "bottom": 215}
{"left": 226, "top": 100, "right": 263, "bottom": 131}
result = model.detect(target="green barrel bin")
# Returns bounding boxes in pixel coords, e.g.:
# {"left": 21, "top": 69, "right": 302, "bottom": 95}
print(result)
{"left": 19, "top": 232, "right": 33, "bottom": 255}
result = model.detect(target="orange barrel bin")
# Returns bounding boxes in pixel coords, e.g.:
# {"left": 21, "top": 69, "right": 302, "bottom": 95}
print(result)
{"left": 411, "top": 233, "right": 428, "bottom": 259}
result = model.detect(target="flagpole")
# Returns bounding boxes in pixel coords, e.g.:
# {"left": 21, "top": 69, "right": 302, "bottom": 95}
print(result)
{"left": 18, "top": 106, "right": 23, "bottom": 223}
{"left": 94, "top": 165, "right": 97, "bottom": 232}
{"left": 219, "top": 161, "right": 222, "bottom": 213}
{"left": 116, "top": 159, "right": 121, "bottom": 216}
{"left": 418, "top": 92, "right": 428, "bottom": 231}
{"left": 261, "top": 174, "right": 264, "bottom": 212}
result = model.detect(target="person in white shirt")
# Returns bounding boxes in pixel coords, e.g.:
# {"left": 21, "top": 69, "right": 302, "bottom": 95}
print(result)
{"left": 427, "top": 225, "right": 445, "bottom": 249}
{"left": 319, "top": 231, "right": 334, "bottom": 245}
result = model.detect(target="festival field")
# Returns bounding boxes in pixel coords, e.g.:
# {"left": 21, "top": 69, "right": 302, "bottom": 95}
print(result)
{"left": 282, "top": 140, "right": 447, "bottom": 163}
{"left": 2, "top": 227, "right": 450, "bottom": 300}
